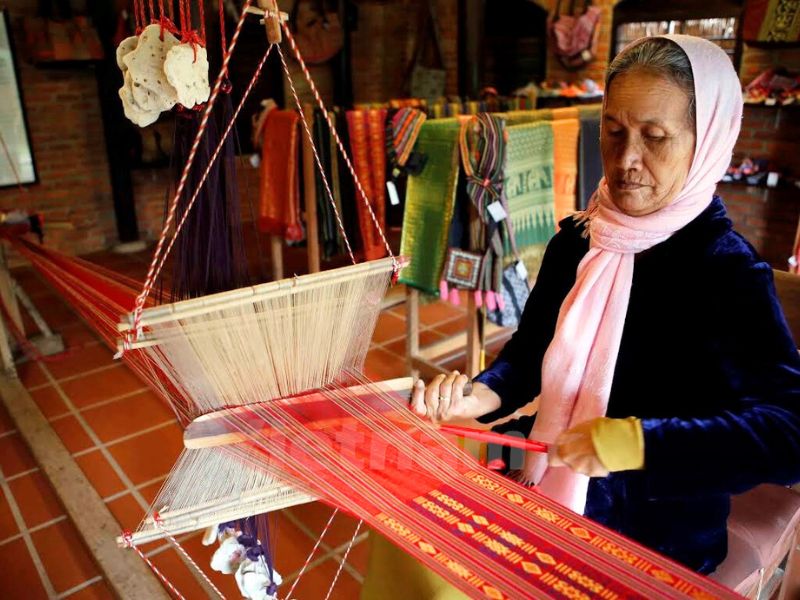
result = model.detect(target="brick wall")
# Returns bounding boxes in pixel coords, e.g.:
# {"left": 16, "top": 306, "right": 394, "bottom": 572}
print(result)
{"left": 0, "top": 2, "right": 118, "bottom": 255}
{"left": 351, "top": 0, "right": 459, "bottom": 104}
{"left": 720, "top": 104, "right": 800, "bottom": 269}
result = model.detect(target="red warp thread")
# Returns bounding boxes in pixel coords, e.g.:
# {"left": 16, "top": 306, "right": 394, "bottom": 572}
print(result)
{"left": 197, "top": 0, "right": 206, "bottom": 46}
{"left": 218, "top": 0, "right": 227, "bottom": 58}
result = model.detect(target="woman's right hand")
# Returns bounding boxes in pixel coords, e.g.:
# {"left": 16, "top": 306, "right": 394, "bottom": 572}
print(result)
{"left": 409, "top": 371, "right": 501, "bottom": 422}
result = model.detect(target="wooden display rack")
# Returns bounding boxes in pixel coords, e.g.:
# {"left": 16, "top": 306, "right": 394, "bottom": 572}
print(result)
{"left": 405, "top": 287, "right": 513, "bottom": 380}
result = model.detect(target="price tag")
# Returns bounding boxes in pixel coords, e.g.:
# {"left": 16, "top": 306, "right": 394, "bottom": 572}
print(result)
{"left": 386, "top": 181, "right": 401, "bottom": 206}
{"left": 515, "top": 261, "right": 528, "bottom": 280}
{"left": 486, "top": 201, "right": 507, "bottom": 222}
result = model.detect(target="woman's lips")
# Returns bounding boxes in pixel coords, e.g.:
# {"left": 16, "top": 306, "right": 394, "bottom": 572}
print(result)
{"left": 615, "top": 181, "right": 646, "bottom": 191}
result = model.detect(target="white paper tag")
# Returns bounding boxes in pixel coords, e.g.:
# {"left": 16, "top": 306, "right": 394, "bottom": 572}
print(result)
{"left": 515, "top": 260, "right": 528, "bottom": 280}
{"left": 249, "top": 153, "right": 261, "bottom": 168}
{"left": 486, "top": 201, "right": 507, "bottom": 222}
{"left": 386, "top": 180, "right": 401, "bottom": 206}
{"left": 767, "top": 172, "right": 780, "bottom": 188}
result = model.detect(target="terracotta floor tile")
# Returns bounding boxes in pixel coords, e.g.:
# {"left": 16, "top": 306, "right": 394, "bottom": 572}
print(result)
{"left": 383, "top": 327, "right": 443, "bottom": 356}
{"left": 0, "top": 404, "right": 14, "bottom": 435}
{"left": 64, "top": 580, "right": 115, "bottom": 599}
{"left": 106, "top": 493, "right": 146, "bottom": 532}
{"left": 8, "top": 471, "right": 63, "bottom": 528}
{"left": 432, "top": 316, "right": 468, "bottom": 337}
{"left": 149, "top": 547, "right": 209, "bottom": 598}
{"left": 364, "top": 347, "right": 406, "bottom": 381}
{"left": 287, "top": 501, "right": 363, "bottom": 549}
{"left": 419, "top": 299, "right": 465, "bottom": 326}
{"left": 371, "top": 312, "right": 406, "bottom": 344}
{"left": 31, "top": 520, "right": 100, "bottom": 594}
{"left": 82, "top": 390, "right": 174, "bottom": 443}
{"left": 288, "top": 557, "right": 361, "bottom": 599}
{"left": 44, "top": 344, "right": 114, "bottom": 381}
{"left": 58, "top": 322, "right": 102, "bottom": 348}
{"left": 39, "top": 302, "right": 81, "bottom": 329}
{"left": 0, "top": 432, "right": 37, "bottom": 477}
{"left": 29, "top": 385, "right": 68, "bottom": 419}
{"left": 271, "top": 511, "right": 324, "bottom": 576}
{"left": 107, "top": 424, "right": 184, "bottom": 485}
{"left": 74, "top": 450, "right": 126, "bottom": 498}
{"left": 60, "top": 366, "right": 146, "bottom": 410}
{"left": 17, "top": 361, "right": 49, "bottom": 388}
{"left": 0, "top": 538, "right": 49, "bottom": 599}
{"left": 342, "top": 534, "right": 370, "bottom": 576}
{"left": 0, "top": 486, "right": 19, "bottom": 540}
{"left": 138, "top": 478, "right": 167, "bottom": 506}
{"left": 51, "top": 416, "right": 95, "bottom": 453}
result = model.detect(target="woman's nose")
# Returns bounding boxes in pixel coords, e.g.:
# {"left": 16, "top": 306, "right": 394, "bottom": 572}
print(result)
{"left": 618, "top": 139, "right": 643, "bottom": 171}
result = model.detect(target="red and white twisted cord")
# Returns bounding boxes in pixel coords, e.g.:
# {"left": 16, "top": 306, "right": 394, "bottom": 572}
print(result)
{"left": 141, "top": 44, "right": 274, "bottom": 314}
{"left": 322, "top": 519, "right": 363, "bottom": 600}
{"left": 154, "top": 513, "right": 227, "bottom": 599}
{"left": 285, "top": 508, "right": 339, "bottom": 599}
{"left": 131, "top": 0, "right": 255, "bottom": 339}
{"left": 275, "top": 45, "right": 356, "bottom": 265}
{"left": 280, "top": 21, "right": 397, "bottom": 270}
{"left": 121, "top": 531, "right": 188, "bottom": 600}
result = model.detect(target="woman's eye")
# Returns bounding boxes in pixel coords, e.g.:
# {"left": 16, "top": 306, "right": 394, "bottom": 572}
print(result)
{"left": 607, "top": 129, "right": 623, "bottom": 137}
{"left": 645, "top": 133, "right": 666, "bottom": 142}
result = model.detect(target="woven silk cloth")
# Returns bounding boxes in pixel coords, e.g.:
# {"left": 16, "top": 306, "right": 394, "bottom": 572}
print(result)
{"left": 503, "top": 121, "right": 557, "bottom": 278}
{"left": 551, "top": 118, "right": 580, "bottom": 227}
{"left": 399, "top": 119, "right": 461, "bottom": 294}
{"left": 347, "top": 109, "right": 389, "bottom": 260}
{"left": 212, "top": 375, "right": 741, "bottom": 600}
{"left": 744, "top": 0, "right": 800, "bottom": 42}
{"left": 257, "top": 110, "right": 303, "bottom": 241}
{"left": 502, "top": 108, "right": 553, "bottom": 127}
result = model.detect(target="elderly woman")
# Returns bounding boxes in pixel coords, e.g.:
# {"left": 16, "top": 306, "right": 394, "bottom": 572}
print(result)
{"left": 363, "top": 34, "right": 800, "bottom": 597}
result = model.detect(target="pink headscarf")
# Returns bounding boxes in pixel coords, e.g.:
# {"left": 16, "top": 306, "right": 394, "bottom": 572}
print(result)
{"left": 532, "top": 35, "right": 743, "bottom": 514}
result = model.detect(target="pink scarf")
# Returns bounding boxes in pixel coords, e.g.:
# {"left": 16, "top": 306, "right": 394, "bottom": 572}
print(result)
{"left": 532, "top": 35, "right": 744, "bottom": 514}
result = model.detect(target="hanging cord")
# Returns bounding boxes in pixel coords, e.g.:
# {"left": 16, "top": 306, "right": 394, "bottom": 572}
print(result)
{"left": 121, "top": 531, "right": 188, "bottom": 600}
{"left": 322, "top": 520, "right": 363, "bottom": 600}
{"left": 275, "top": 45, "right": 355, "bottom": 265}
{"left": 285, "top": 507, "right": 339, "bottom": 598}
{"left": 130, "top": 0, "right": 256, "bottom": 342}
{"left": 279, "top": 21, "right": 398, "bottom": 275}
{"left": 154, "top": 513, "right": 227, "bottom": 599}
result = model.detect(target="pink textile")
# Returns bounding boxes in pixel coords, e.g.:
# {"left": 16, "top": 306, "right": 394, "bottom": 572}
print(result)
{"left": 532, "top": 35, "right": 744, "bottom": 514}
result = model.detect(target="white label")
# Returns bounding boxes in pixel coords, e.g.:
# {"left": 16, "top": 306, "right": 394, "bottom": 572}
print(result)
{"left": 249, "top": 153, "right": 261, "bottom": 168}
{"left": 515, "top": 260, "right": 528, "bottom": 280}
{"left": 767, "top": 172, "right": 780, "bottom": 188}
{"left": 386, "top": 180, "right": 401, "bottom": 206}
{"left": 486, "top": 201, "right": 507, "bottom": 222}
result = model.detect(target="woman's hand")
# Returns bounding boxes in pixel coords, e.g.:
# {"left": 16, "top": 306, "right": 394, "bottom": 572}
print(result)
{"left": 409, "top": 371, "right": 501, "bottom": 422}
{"left": 548, "top": 420, "right": 610, "bottom": 477}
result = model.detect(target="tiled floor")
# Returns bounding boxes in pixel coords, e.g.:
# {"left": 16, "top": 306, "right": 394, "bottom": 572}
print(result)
{"left": 0, "top": 247, "right": 500, "bottom": 599}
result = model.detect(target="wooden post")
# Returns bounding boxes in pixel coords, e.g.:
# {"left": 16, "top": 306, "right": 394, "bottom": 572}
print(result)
{"left": 465, "top": 291, "right": 482, "bottom": 377}
{"left": 406, "top": 288, "right": 420, "bottom": 378}
{"left": 270, "top": 235, "right": 283, "bottom": 281}
{"left": 302, "top": 103, "right": 320, "bottom": 273}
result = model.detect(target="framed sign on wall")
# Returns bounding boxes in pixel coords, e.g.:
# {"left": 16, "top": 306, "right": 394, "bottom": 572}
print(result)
{"left": 0, "top": 8, "right": 37, "bottom": 188}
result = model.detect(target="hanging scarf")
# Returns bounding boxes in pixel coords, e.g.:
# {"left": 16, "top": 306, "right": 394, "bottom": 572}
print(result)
{"left": 532, "top": 35, "right": 743, "bottom": 514}
{"left": 551, "top": 117, "right": 581, "bottom": 227}
{"left": 256, "top": 109, "right": 303, "bottom": 242}
{"left": 346, "top": 109, "right": 388, "bottom": 261}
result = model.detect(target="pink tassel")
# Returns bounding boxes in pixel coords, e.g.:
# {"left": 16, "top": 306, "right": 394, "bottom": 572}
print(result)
{"left": 449, "top": 288, "right": 461, "bottom": 306}
{"left": 473, "top": 290, "right": 483, "bottom": 307}
{"left": 439, "top": 280, "right": 449, "bottom": 299}
{"left": 485, "top": 291, "right": 497, "bottom": 311}
{"left": 496, "top": 293, "right": 505, "bottom": 311}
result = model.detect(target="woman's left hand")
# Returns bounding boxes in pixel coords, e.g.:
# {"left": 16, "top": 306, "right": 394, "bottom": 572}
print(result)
{"left": 548, "top": 421, "right": 610, "bottom": 477}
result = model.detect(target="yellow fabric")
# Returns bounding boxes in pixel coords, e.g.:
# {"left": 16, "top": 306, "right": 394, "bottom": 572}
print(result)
{"left": 360, "top": 534, "right": 469, "bottom": 600}
{"left": 591, "top": 417, "right": 645, "bottom": 472}
{"left": 551, "top": 118, "right": 580, "bottom": 226}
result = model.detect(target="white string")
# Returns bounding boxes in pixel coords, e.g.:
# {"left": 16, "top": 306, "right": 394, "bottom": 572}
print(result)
{"left": 322, "top": 520, "right": 362, "bottom": 600}
{"left": 285, "top": 508, "right": 339, "bottom": 599}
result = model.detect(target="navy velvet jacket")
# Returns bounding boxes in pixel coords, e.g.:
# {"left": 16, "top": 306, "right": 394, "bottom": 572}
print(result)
{"left": 473, "top": 197, "right": 800, "bottom": 574}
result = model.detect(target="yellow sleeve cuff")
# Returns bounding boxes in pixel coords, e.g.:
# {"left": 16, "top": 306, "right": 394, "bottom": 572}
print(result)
{"left": 591, "top": 417, "right": 645, "bottom": 472}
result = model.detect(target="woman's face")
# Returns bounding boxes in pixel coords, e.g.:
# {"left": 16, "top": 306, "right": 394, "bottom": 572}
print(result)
{"left": 600, "top": 68, "right": 696, "bottom": 217}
